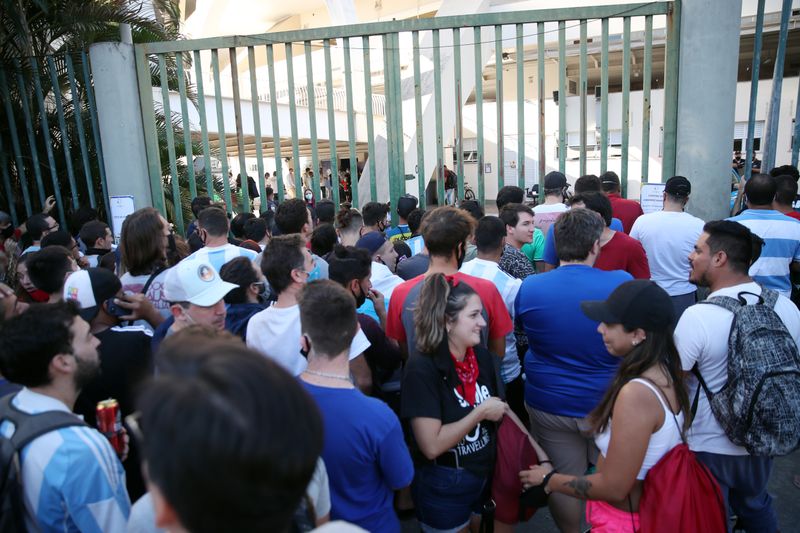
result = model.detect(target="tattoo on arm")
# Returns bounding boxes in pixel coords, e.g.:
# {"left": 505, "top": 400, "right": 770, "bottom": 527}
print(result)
{"left": 564, "top": 477, "right": 592, "bottom": 499}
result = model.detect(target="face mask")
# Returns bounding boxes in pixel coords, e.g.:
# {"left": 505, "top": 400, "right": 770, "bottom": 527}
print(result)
{"left": 354, "top": 285, "right": 367, "bottom": 308}
{"left": 167, "top": 234, "right": 177, "bottom": 254}
{"left": 0, "top": 225, "right": 13, "bottom": 240}
{"left": 456, "top": 242, "right": 466, "bottom": 269}
{"left": 307, "top": 262, "right": 321, "bottom": 282}
{"left": 305, "top": 192, "right": 313, "bottom": 201}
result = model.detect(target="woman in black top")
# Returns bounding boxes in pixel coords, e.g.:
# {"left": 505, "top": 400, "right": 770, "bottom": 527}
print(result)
{"left": 401, "top": 273, "right": 506, "bottom": 532}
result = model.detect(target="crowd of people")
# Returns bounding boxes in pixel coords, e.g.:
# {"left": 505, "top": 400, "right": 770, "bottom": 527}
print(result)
{"left": 0, "top": 165, "right": 798, "bottom": 533}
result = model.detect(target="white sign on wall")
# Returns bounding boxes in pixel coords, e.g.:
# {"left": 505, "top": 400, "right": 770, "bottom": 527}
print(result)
{"left": 109, "top": 195, "right": 135, "bottom": 244}
{"left": 640, "top": 183, "right": 666, "bottom": 214}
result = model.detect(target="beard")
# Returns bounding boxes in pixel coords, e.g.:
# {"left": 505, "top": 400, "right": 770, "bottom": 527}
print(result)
{"left": 73, "top": 356, "right": 101, "bottom": 390}
{"left": 689, "top": 268, "right": 711, "bottom": 288}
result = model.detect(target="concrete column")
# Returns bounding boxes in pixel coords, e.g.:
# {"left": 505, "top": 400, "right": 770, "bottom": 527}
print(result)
{"left": 89, "top": 42, "right": 152, "bottom": 211}
{"left": 675, "top": 0, "right": 742, "bottom": 221}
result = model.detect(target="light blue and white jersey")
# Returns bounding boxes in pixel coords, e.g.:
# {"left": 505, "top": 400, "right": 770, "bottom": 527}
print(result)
{"left": 460, "top": 258, "right": 523, "bottom": 383}
{"left": 406, "top": 235, "right": 425, "bottom": 256}
{"left": 0, "top": 388, "right": 130, "bottom": 533}
{"left": 728, "top": 209, "right": 800, "bottom": 296}
{"left": 186, "top": 243, "right": 258, "bottom": 273}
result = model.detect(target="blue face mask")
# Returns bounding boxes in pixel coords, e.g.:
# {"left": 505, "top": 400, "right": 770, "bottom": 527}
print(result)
{"left": 307, "top": 261, "right": 321, "bottom": 282}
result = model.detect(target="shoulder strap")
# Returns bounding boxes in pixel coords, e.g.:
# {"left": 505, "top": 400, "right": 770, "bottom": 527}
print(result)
{"left": 0, "top": 394, "right": 87, "bottom": 451}
{"left": 760, "top": 287, "right": 779, "bottom": 308}
{"left": 698, "top": 294, "right": 743, "bottom": 313}
{"left": 632, "top": 377, "right": 685, "bottom": 443}
{"left": 141, "top": 265, "right": 168, "bottom": 295}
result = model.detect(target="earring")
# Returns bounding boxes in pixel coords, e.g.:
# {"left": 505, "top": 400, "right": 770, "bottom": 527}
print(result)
{"left": 631, "top": 340, "right": 639, "bottom": 346}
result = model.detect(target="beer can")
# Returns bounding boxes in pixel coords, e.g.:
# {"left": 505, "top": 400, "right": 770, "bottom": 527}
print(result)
{"left": 96, "top": 398, "right": 124, "bottom": 456}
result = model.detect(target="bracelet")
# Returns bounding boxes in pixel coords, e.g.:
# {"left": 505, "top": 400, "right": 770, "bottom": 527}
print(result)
{"left": 539, "top": 460, "right": 552, "bottom": 465}
{"left": 542, "top": 470, "right": 557, "bottom": 495}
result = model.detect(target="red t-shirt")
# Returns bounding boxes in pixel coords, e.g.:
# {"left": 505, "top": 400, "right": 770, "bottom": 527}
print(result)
{"left": 608, "top": 193, "right": 644, "bottom": 234}
{"left": 386, "top": 272, "right": 513, "bottom": 353}
{"left": 785, "top": 211, "right": 800, "bottom": 221}
{"left": 595, "top": 231, "right": 651, "bottom": 279}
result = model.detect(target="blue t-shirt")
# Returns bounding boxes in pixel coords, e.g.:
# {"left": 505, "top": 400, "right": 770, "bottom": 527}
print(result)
{"left": 543, "top": 217, "right": 624, "bottom": 266}
{"left": 302, "top": 382, "right": 414, "bottom": 532}
{"left": 515, "top": 264, "right": 632, "bottom": 417}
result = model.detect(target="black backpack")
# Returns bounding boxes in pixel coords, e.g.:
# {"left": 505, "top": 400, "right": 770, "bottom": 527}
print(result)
{"left": 695, "top": 289, "right": 800, "bottom": 456}
{"left": 0, "top": 393, "right": 86, "bottom": 532}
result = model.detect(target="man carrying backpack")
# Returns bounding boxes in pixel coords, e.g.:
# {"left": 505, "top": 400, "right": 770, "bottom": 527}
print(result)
{"left": 676, "top": 220, "right": 800, "bottom": 532}
{"left": 0, "top": 302, "right": 131, "bottom": 532}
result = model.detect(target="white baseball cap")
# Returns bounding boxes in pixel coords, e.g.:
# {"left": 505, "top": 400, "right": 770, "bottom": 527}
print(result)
{"left": 63, "top": 268, "right": 122, "bottom": 321}
{"left": 163, "top": 258, "right": 237, "bottom": 307}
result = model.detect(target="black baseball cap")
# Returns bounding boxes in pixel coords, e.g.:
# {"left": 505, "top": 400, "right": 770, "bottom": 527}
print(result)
{"left": 544, "top": 171, "right": 568, "bottom": 190}
{"left": 665, "top": 176, "right": 691, "bottom": 198}
{"left": 580, "top": 280, "right": 674, "bottom": 330}
{"left": 397, "top": 194, "right": 418, "bottom": 218}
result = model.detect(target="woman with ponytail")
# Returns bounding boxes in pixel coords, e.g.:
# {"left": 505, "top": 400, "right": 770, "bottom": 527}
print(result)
{"left": 401, "top": 273, "right": 506, "bottom": 532}
{"left": 520, "top": 280, "right": 689, "bottom": 532}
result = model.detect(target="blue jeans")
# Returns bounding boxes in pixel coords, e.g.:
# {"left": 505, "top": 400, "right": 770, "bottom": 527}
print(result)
{"left": 694, "top": 452, "right": 778, "bottom": 533}
{"left": 412, "top": 464, "right": 487, "bottom": 532}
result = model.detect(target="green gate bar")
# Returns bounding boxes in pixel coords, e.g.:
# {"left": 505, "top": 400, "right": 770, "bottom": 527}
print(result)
{"left": 516, "top": 23, "right": 525, "bottom": 190}
{"left": 454, "top": 28, "right": 465, "bottom": 202}
{"left": 158, "top": 53, "right": 185, "bottom": 233}
{"left": 600, "top": 18, "right": 609, "bottom": 174}
{"left": 229, "top": 47, "right": 250, "bottom": 212}
{"left": 247, "top": 46, "right": 266, "bottom": 206}
{"left": 47, "top": 57, "right": 80, "bottom": 211}
{"left": 31, "top": 57, "right": 67, "bottom": 225}
{"left": 412, "top": 30, "right": 426, "bottom": 208}
{"left": 621, "top": 17, "right": 631, "bottom": 197}
{"left": 285, "top": 43, "right": 303, "bottom": 197}
{"left": 134, "top": 50, "right": 167, "bottom": 213}
{"left": 745, "top": 0, "right": 765, "bottom": 181}
{"left": 266, "top": 44, "right": 284, "bottom": 203}
{"left": 175, "top": 53, "right": 197, "bottom": 201}
{"left": 65, "top": 55, "right": 96, "bottom": 209}
{"left": 192, "top": 50, "right": 214, "bottom": 196}
{"left": 362, "top": 36, "right": 377, "bottom": 202}
{"left": 474, "top": 26, "right": 485, "bottom": 206}
{"left": 343, "top": 37, "right": 359, "bottom": 207}
{"left": 305, "top": 41, "right": 322, "bottom": 201}
{"left": 641, "top": 16, "right": 653, "bottom": 183}
{"left": 793, "top": 77, "right": 800, "bottom": 167}
{"left": 382, "top": 33, "right": 396, "bottom": 219}
{"left": 13, "top": 61, "right": 46, "bottom": 208}
{"left": 391, "top": 32, "right": 405, "bottom": 213}
{"left": 661, "top": 0, "right": 681, "bottom": 180}
{"left": 433, "top": 29, "right": 446, "bottom": 205}
{"left": 210, "top": 49, "right": 232, "bottom": 212}
{"left": 761, "top": 0, "right": 792, "bottom": 173}
{"left": 82, "top": 52, "right": 110, "bottom": 218}
{"left": 558, "top": 21, "right": 566, "bottom": 173}
{"left": 0, "top": 133, "right": 18, "bottom": 225}
{"left": 495, "top": 25, "right": 505, "bottom": 190}
{"left": 323, "top": 39, "right": 340, "bottom": 207}
{"left": 579, "top": 20, "right": 588, "bottom": 177}
{"left": 537, "top": 22, "right": 545, "bottom": 197}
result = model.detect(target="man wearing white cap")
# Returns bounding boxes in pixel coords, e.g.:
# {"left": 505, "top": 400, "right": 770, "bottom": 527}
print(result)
{"left": 151, "top": 257, "right": 237, "bottom": 352}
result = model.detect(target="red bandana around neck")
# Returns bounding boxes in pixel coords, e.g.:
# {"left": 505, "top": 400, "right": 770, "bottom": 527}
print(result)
{"left": 451, "top": 346, "right": 480, "bottom": 406}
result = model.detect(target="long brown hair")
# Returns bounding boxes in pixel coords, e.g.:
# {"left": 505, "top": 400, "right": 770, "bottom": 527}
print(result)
{"left": 120, "top": 207, "right": 166, "bottom": 276}
{"left": 589, "top": 327, "right": 690, "bottom": 435}
{"left": 413, "top": 273, "right": 477, "bottom": 354}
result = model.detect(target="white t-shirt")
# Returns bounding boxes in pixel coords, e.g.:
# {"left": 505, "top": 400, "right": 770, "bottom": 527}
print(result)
{"left": 120, "top": 269, "right": 173, "bottom": 331}
{"left": 307, "top": 458, "right": 331, "bottom": 519}
{"left": 674, "top": 282, "right": 800, "bottom": 455}
{"left": 370, "top": 261, "right": 403, "bottom": 302}
{"left": 246, "top": 303, "right": 370, "bottom": 375}
{"left": 532, "top": 203, "right": 568, "bottom": 234}
{"left": 630, "top": 210, "right": 704, "bottom": 296}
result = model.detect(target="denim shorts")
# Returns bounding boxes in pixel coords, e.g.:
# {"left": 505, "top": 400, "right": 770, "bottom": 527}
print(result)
{"left": 412, "top": 464, "right": 487, "bottom": 532}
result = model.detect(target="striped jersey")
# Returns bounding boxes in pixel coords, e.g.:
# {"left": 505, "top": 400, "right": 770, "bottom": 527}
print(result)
{"left": 0, "top": 388, "right": 130, "bottom": 532}
{"left": 406, "top": 235, "right": 425, "bottom": 256}
{"left": 728, "top": 209, "right": 800, "bottom": 296}
{"left": 186, "top": 243, "right": 258, "bottom": 273}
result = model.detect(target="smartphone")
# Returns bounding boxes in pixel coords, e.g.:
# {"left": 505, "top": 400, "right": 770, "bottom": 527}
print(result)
{"left": 105, "top": 297, "right": 128, "bottom": 318}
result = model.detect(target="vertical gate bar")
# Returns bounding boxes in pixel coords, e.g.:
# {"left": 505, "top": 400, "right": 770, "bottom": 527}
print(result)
{"left": 413, "top": 31, "right": 426, "bottom": 208}
{"left": 158, "top": 53, "right": 185, "bottom": 233}
{"left": 746, "top": 0, "right": 765, "bottom": 181}
{"left": 175, "top": 53, "right": 197, "bottom": 201}
{"left": 247, "top": 47, "right": 266, "bottom": 208}
{"left": 266, "top": 44, "right": 284, "bottom": 203}
{"left": 454, "top": 28, "right": 465, "bottom": 202}
{"left": 495, "top": 24, "right": 505, "bottom": 191}
{"left": 662, "top": 0, "right": 682, "bottom": 180}
{"left": 362, "top": 36, "right": 377, "bottom": 202}
{"left": 537, "top": 22, "right": 545, "bottom": 197}
{"left": 323, "top": 40, "right": 340, "bottom": 207}
{"left": 134, "top": 48, "right": 166, "bottom": 214}
{"left": 0, "top": 133, "right": 18, "bottom": 225}
{"left": 65, "top": 54, "right": 96, "bottom": 208}
{"left": 641, "top": 16, "right": 653, "bottom": 183}
{"left": 391, "top": 32, "right": 405, "bottom": 214}
{"left": 580, "top": 20, "right": 588, "bottom": 177}
{"left": 558, "top": 20, "right": 566, "bottom": 173}
{"left": 600, "top": 18, "right": 609, "bottom": 174}
{"left": 193, "top": 50, "right": 213, "bottom": 196}
{"left": 343, "top": 37, "right": 359, "bottom": 207}
{"left": 621, "top": 17, "right": 631, "bottom": 196}
{"left": 516, "top": 23, "right": 525, "bottom": 190}
{"left": 48, "top": 57, "right": 81, "bottom": 211}
{"left": 210, "top": 48, "right": 232, "bottom": 212}
{"left": 31, "top": 57, "right": 66, "bottom": 225}
{"left": 475, "top": 26, "right": 485, "bottom": 206}
{"left": 305, "top": 41, "right": 322, "bottom": 202}
{"left": 82, "top": 52, "right": 110, "bottom": 218}
{"left": 762, "top": 0, "right": 791, "bottom": 173}
{"left": 434, "top": 29, "right": 446, "bottom": 205}
{"left": 13, "top": 61, "right": 46, "bottom": 207}
{"left": 382, "top": 33, "right": 396, "bottom": 213}
{"left": 793, "top": 77, "right": 800, "bottom": 167}
{"left": 230, "top": 47, "right": 250, "bottom": 213}
{"left": 285, "top": 43, "right": 303, "bottom": 197}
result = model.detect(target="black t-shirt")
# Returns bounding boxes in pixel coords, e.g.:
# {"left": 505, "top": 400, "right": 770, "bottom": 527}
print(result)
{"left": 401, "top": 345, "right": 499, "bottom": 475}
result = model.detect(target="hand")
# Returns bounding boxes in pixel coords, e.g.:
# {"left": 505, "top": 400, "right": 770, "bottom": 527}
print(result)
{"left": 477, "top": 397, "right": 506, "bottom": 422}
{"left": 519, "top": 463, "right": 554, "bottom": 489}
{"left": 42, "top": 195, "right": 56, "bottom": 214}
{"left": 737, "top": 176, "right": 746, "bottom": 192}
{"left": 115, "top": 293, "right": 164, "bottom": 327}
{"left": 366, "top": 288, "right": 385, "bottom": 314}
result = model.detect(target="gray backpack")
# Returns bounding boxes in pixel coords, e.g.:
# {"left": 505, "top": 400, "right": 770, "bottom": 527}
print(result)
{"left": 694, "top": 289, "right": 800, "bottom": 456}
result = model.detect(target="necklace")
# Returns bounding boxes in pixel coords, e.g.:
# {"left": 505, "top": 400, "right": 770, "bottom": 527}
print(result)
{"left": 303, "top": 369, "right": 353, "bottom": 383}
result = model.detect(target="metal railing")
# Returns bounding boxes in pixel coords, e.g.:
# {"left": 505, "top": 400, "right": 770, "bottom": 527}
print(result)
{"left": 257, "top": 84, "right": 386, "bottom": 116}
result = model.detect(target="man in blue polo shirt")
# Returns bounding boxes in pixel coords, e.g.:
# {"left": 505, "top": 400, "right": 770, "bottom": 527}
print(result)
{"left": 728, "top": 173, "right": 800, "bottom": 297}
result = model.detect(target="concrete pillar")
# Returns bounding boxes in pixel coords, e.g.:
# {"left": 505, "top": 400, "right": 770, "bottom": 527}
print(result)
{"left": 89, "top": 42, "right": 152, "bottom": 211}
{"left": 675, "top": 0, "right": 742, "bottom": 221}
